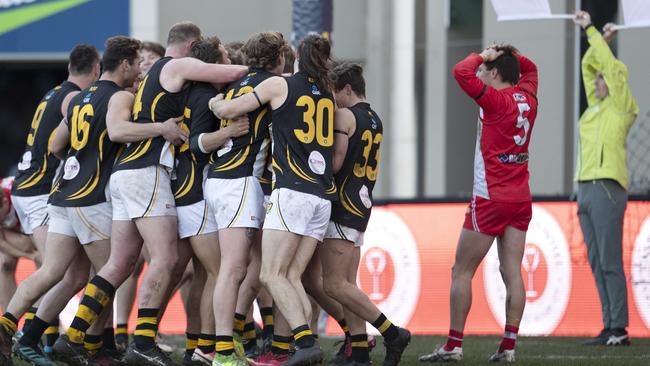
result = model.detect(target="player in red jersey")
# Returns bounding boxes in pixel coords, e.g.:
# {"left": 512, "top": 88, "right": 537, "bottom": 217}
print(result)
{"left": 420, "top": 44, "right": 538, "bottom": 364}
{"left": 0, "top": 177, "right": 40, "bottom": 313}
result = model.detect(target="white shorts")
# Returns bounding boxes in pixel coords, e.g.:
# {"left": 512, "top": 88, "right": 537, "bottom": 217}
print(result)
{"left": 177, "top": 200, "right": 218, "bottom": 239}
{"left": 205, "top": 176, "right": 265, "bottom": 230}
{"left": 11, "top": 194, "right": 49, "bottom": 234}
{"left": 263, "top": 188, "right": 331, "bottom": 242}
{"left": 48, "top": 203, "right": 111, "bottom": 245}
{"left": 110, "top": 165, "right": 176, "bottom": 221}
{"left": 324, "top": 221, "right": 365, "bottom": 247}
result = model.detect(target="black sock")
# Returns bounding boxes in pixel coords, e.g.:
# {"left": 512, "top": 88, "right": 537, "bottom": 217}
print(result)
{"left": 134, "top": 308, "right": 159, "bottom": 351}
{"left": 292, "top": 325, "right": 315, "bottom": 349}
{"left": 18, "top": 316, "right": 49, "bottom": 347}
{"left": 350, "top": 334, "right": 370, "bottom": 362}
{"left": 23, "top": 307, "right": 37, "bottom": 331}
{"left": 260, "top": 307, "right": 274, "bottom": 338}
{"left": 215, "top": 335, "right": 234, "bottom": 356}
{"left": 103, "top": 327, "right": 116, "bottom": 350}
{"left": 271, "top": 335, "right": 291, "bottom": 355}
{"left": 337, "top": 318, "right": 350, "bottom": 338}
{"left": 371, "top": 313, "right": 398, "bottom": 342}
{"left": 197, "top": 333, "right": 216, "bottom": 354}
{"left": 44, "top": 318, "right": 59, "bottom": 347}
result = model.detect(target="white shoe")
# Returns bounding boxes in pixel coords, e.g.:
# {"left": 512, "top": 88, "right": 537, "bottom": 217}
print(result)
{"left": 419, "top": 345, "right": 463, "bottom": 362}
{"left": 488, "top": 349, "right": 515, "bottom": 362}
{"left": 192, "top": 348, "right": 215, "bottom": 365}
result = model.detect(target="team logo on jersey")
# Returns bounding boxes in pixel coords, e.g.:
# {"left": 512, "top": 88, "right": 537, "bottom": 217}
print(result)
{"left": 359, "top": 185, "right": 372, "bottom": 209}
{"left": 63, "top": 156, "right": 80, "bottom": 180}
{"left": 370, "top": 119, "right": 378, "bottom": 130}
{"left": 631, "top": 217, "right": 650, "bottom": 329}
{"left": 497, "top": 153, "right": 529, "bottom": 164}
{"left": 513, "top": 93, "right": 527, "bottom": 102}
{"left": 483, "top": 205, "right": 571, "bottom": 336}
{"left": 308, "top": 150, "right": 326, "bottom": 175}
{"left": 311, "top": 85, "right": 321, "bottom": 96}
{"left": 82, "top": 93, "right": 92, "bottom": 103}
{"left": 17, "top": 151, "right": 32, "bottom": 171}
{"left": 359, "top": 208, "right": 420, "bottom": 332}
{"left": 44, "top": 90, "right": 55, "bottom": 100}
{"left": 240, "top": 78, "right": 250, "bottom": 86}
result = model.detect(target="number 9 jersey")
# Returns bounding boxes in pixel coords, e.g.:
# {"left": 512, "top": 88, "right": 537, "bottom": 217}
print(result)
{"left": 453, "top": 53, "right": 539, "bottom": 203}
{"left": 270, "top": 72, "right": 337, "bottom": 200}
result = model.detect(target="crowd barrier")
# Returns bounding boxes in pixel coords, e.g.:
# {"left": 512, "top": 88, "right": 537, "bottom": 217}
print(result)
{"left": 14, "top": 200, "right": 650, "bottom": 336}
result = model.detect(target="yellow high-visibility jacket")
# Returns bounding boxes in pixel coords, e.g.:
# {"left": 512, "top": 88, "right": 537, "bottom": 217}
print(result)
{"left": 575, "top": 26, "right": 639, "bottom": 189}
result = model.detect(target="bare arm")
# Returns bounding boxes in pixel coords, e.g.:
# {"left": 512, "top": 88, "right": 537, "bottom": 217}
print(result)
{"left": 162, "top": 58, "right": 248, "bottom": 93}
{"left": 106, "top": 91, "right": 187, "bottom": 144}
{"left": 332, "top": 108, "right": 356, "bottom": 174}
{"left": 60, "top": 90, "right": 80, "bottom": 117}
{"left": 195, "top": 118, "right": 250, "bottom": 154}
{"left": 210, "top": 76, "right": 288, "bottom": 119}
{"left": 50, "top": 119, "right": 70, "bottom": 160}
{"left": 0, "top": 229, "right": 36, "bottom": 260}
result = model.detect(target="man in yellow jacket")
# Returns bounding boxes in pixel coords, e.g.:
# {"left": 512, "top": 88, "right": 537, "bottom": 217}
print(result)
{"left": 574, "top": 10, "right": 639, "bottom": 346}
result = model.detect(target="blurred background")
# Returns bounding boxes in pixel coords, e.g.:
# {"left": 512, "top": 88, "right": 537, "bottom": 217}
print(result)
{"left": 1, "top": 0, "right": 649, "bottom": 200}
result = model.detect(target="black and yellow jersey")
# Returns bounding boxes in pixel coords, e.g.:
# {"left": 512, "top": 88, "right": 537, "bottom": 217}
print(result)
{"left": 12, "top": 81, "right": 80, "bottom": 197}
{"left": 271, "top": 72, "right": 336, "bottom": 200}
{"left": 172, "top": 82, "right": 218, "bottom": 207}
{"left": 330, "top": 102, "right": 383, "bottom": 232}
{"left": 114, "top": 56, "right": 187, "bottom": 172}
{"left": 49, "top": 80, "right": 123, "bottom": 207}
{"left": 208, "top": 68, "right": 273, "bottom": 180}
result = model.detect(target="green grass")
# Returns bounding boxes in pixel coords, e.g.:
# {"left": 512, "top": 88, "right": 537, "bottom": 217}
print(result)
{"left": 12, "top": 335, "right": 650, "bottom": 365}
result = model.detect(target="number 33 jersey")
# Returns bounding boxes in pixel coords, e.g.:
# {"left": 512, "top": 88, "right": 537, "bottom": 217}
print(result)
{"left": 50, "top": 80, "right": 123, "bottom": 206}
{"left": 454, "top": 53, "right": 539, "bottom": 203}
{"left": 271, "top": 72, "right": 337, "bottom": 200}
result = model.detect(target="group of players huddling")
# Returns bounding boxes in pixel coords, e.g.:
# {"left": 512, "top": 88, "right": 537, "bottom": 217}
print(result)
{"left": 0, "top": 11, "right": 545, "bottom": 366}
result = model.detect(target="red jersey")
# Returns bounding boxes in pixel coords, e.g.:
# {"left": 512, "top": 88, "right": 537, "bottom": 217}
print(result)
{"left": 1, "top": 177, "right": 19, "bottom": 230}
{"left": 453, "top": 53, "right": 538, "bottom": 202}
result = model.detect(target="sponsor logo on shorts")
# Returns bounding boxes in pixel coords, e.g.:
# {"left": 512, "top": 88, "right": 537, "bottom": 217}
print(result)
{"left": 632, "top": 217, "right": 650, "bottom": 329}
{"left": 483, "top": 205, "right": 571, "bottom": 336}
{"left": 266, "top": 202, "right": 273, "bottom": 213}
{"left": 308, "top": 150, "right": 326, "bottom": 175}
{"left": 63, "top": 156, "right": 80, "bottom": 180}
{"left": 359, "top": 208, "right": 420, "bottom": 332}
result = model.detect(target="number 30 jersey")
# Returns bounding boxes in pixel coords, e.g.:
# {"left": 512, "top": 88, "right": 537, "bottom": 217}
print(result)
{"left": 330, "top": 102, "right": 383, "bottom": 232}
{"left": 453, "top": 53, "right": 539, "bottom": 203}
{"left": 50, "top": 80, "right": 123, "bottom": 207}
{"left": 271, "top": 72, "right": 337, "bottom": 200}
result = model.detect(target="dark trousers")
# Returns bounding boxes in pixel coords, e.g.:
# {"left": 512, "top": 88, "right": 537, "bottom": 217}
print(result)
{"left": 577, "top": 179, "right": 629, "bottom": 329}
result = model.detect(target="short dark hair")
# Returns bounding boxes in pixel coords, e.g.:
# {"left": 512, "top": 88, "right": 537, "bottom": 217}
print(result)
{"left": 141, "top": 41, "right": 165, "bottom": 58}
{"left": 167, "top": 21, "right": 201, "bottom": 46}
{"left": 485, "top": 44, "right": 520, "bottom": 85}
{"left": 225, "top": 41, "right": 245, "bottom": 65}
{"left": 68, "top": 44, "right": 99, "bottom": 75}
{"left": 331, "top": 62, "right": 365, "bottom": 97}
{"left": 190, "top": 37, "right": 221, "bottom": 64}
{"left": 102, "top": 36, "right": 141, "bottom": 73}
{"left": 243, "top": 31, "right": 289, "bottom": 70}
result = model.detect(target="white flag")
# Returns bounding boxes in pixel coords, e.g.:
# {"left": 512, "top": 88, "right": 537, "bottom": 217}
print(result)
{"left": 621, "top": 0, "right": 650, "bottom": 28}
{"left": 490, "top": 0, "right": 572, "bottom": 21}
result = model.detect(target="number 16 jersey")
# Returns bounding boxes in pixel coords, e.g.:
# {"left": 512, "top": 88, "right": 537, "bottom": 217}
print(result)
{"left": 270, "top": 72, "right": 337, "bottom": 200}
{"left": 453, "top": 53, "right": 539, "bottom": 203}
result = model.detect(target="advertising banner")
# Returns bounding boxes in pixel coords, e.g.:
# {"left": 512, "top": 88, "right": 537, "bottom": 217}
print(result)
{"left": 12, "top": 201, "right": 650, "bottom": 336}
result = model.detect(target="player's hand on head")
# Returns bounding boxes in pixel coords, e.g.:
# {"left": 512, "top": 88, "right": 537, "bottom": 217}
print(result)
{"left": 480, "top": 47, "right": 503, "bottom": 62}
{"left": 574, "top": 10, "right": 591, "bottom": 28}
{"left": 227, "top": 116, "right": 250, "bottom": 138}
{"left": 159, "top": 116, "right": 188, "bottom": 145}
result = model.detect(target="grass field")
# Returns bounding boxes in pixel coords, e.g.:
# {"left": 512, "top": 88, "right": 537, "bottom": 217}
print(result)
{"left": 11, "top": 334, "right": 650, "bottom": 365}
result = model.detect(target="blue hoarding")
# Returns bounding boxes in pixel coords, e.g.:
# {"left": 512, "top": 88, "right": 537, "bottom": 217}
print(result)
{"left": 0, "top": 0, "right": 129, "bottom": 55}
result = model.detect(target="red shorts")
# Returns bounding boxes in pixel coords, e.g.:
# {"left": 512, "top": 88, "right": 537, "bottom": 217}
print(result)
{"left": 462, "top": 196, "right": 532, "bottom": 237}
